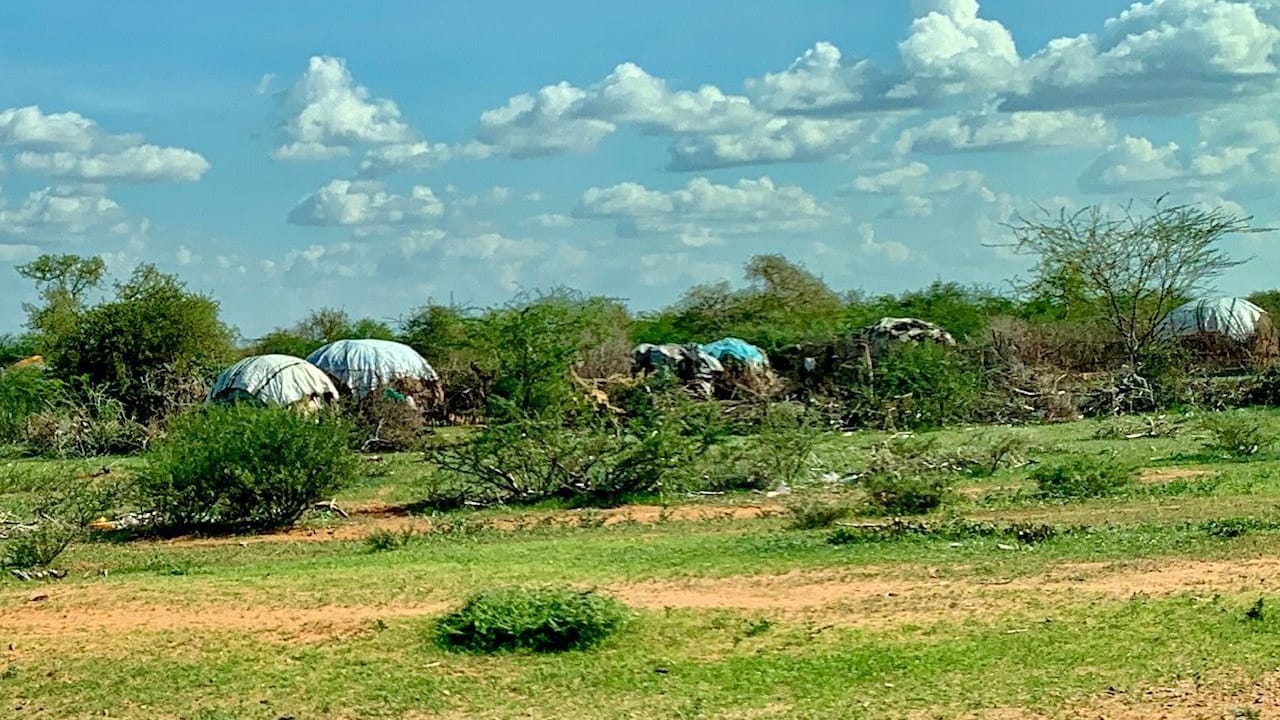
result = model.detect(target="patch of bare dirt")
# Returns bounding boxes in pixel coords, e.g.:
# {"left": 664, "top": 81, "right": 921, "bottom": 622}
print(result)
{"left": 0, "top": 595, "right": 449, "bottom": 643}
{"left": 1138, "top": 467, "right": 1216, "bottom": 485}
{"left": 8, "top": 555, "right": 1280, "bottom": 645}
{"left": 614, "top": 556, "right": 1280, "bottom": 627}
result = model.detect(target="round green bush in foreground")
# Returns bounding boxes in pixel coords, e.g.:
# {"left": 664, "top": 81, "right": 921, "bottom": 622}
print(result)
{"left": 139, "top": 405, "right": 358, "bottom": 531}
{"left": 435, "top": 586, "right": 628, "bottom": 653}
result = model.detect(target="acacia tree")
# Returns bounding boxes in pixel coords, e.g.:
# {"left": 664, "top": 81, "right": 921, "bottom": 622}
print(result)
{"left": 15, "top": 254, "right": 107, "bottom": 353}
{"left": 1010, "top": 199, "right": 1255, "bottom": 368}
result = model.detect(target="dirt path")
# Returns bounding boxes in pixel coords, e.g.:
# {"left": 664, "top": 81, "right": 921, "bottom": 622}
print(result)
{"left": 6, "top": 555, "right": 1280, "bottom": 642}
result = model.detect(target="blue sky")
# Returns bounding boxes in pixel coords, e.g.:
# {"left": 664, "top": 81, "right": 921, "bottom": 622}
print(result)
{"left": 2, "top": 0, "right": 1279, "bottom": 337}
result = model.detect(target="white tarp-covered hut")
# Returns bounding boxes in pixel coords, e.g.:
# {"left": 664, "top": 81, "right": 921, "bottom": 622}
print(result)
{"left": 207, "top": 354, "right": 339, "bottom": 409}
{"left": 306, "top": 339, "right": 440, "bottom": 400}
{"left": 1161, "top": 297, "right": 1267, "bottom": 343}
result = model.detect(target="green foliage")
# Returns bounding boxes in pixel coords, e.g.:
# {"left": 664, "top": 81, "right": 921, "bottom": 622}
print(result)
{"left": 1, "top": 520, "right": 78, "bottom": 569}
{"left": 364, "top": 527, "right": 417, "bottom": 553}
{"left": 250, "top": 307, "right": 394, "bottom": 358}
{"left": 22, "top": 386, "right": 150, "bottom": 458}
{"left": 633, "top": 255, "right": 844, "bottom": 351}
{"left": 51, "top": 264, "right": 234, "bottom": 421}
{"left": 0, "top": 467, "right": 120, "bottom": 569}
{"left": 434, "top": 586, "right": 628, "bottom": 653}
{"left": 0, "top": 333, "right": 40, "bottom": 366}
{"left": 1199, "top": 518, "right": 1280, "bottom": 539}
{"left": 348, "top": 393, "right": 427, "bottom": 452}
{"left": 827, "top": 518, "right": 1059, "bottom": 545}
{"left": 1200, "top": 413, "right": 1276, "bottom": 459}
{"left": 139, "top": 405, "right": 358, "bottom": 531}
{"left": 15, "top": 254, "right": 107, "bottom": 354}
{"left": 0, "top": 367, "right": 65, "bottom": 444}
{"left": 747, "top": 402, "right": 822, "bottom": 488}
{"left": 785, "top": 496, "right": 852, "bottom": 530}
{"left": 1247, "top": 289, "right": 1280, "bottom": 319}
{"left": 848, "top": 343, "right": 981, "bottom": 430}
{"left": 483, "top": 289, "right": 630, "bottom": 419}
{"left": 1010, "top": 199, "right": 1250, "bottom": 366}
{"left": 1032, "top": 455, "right": 1134, "bottom": 499}
{"left": 1245, "top": 598, "right": 1266, "bottom": 622}
{"left": 399, "top": 303, "right": 483, "bottom": 365}
{"left": 426, "top": 412, "right": 696, "bottom": 507}
{"left": 846, "top": 281, "right": 1014, "bottom": 342}
{"left": 861, "top": 473, "right": 952, "bottom": 515}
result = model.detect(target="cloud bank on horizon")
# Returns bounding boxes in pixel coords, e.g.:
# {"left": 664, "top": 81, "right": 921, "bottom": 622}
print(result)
{"left": 2, "top": 0, "right": 1280, "bottom": 335}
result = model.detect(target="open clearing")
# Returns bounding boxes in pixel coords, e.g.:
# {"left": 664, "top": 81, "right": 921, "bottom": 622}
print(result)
{"left": 8, "top": 411, "right": 1280, "bottom": 718}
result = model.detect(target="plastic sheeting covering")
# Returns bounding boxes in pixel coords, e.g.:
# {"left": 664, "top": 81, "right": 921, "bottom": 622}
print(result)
{"left": 699, "top": 337, "right": 769, "bottom": 367}
{"left": 1161, "top": 297, "right": 1266, "bottom": 343}
{"left": 306, "top": 339, "right": 439, "bottom": 398}
{"left": 208, "top": 354, "right": 339, "bottom": 408}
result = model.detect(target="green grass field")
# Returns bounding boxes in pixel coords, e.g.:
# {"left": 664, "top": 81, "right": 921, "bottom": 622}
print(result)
{"left": 6, "top": 409, "right": 1280, "bottom": 718}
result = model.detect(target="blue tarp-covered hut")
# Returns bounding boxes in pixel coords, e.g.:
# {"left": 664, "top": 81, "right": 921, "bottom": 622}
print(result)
{"left": 307, "top": 339, "right": 440, "bottom": 400}
{"left": 699, "top": 338, "right": 769, "bottom": 368}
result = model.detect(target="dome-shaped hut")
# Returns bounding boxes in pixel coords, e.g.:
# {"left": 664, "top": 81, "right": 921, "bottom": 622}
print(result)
{"left": 1161, "top": 297, "right": 1268, "bottom": 343}
{"left": 306, "top": 339, "right": 442, "bottom": 406}
{"left": 207, "top": 354, "right": 339, "bottom": 410}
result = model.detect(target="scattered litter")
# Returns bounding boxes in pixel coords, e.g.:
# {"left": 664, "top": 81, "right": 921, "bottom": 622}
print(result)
{"left": 11, "top": 569, "right": 65, "bottom": 582}
{"left": 997, "top": 543, "right": 1017, "bottom": 551}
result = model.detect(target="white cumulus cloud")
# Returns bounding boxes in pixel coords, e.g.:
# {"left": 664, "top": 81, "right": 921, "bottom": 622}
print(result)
{"left": 573, "top": 176, "right": 829, "bottom": 240}
{"left": 273, "top": 56, "right": 418, "bottom": 162}
{"left": 287, "top": 179, "right": 445, "bottom": 226}
{"left": 0, "top": 105, "right": 209, "bottom": 183}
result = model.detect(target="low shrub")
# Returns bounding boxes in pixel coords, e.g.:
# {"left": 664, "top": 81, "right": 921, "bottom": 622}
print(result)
{"left": 0, "top": 367, "right": 65, "bottom": 445}
{"left": 364, "top": 527, "right": 417, "bottom": 552}
{"left": 827, "top": 518, "right": 1060, "bottom": 546}
{"left": 841, "top": 343, "right": 981, "bottom": 431}
{"left": 0, "top": 469, "right": 120, "bottom": 569}
{"left": 1, "top": 520, "right": 79, "bottom": 569}
{"left": 1032, "top": 455, "right": 1134, "bottom": 499}
{"left": 350, "top": 393, "right": 427, "bottom": 453}
{"left": 1200, "top": 517, "right": 1280, "bottom": 538}
{"left": 1200, "top": 413, "right": 1275, "bottom": 459}
{"left": 22, "top": 385, "right": 150, "bottom": 458}
{"left": 435, "top": 586, "right": 628, "bottom": 653}
{"left": 861, "top": 473, "right": 952, "bottom": 515}
{"left": 749, "top": 402, "right": 821, "bottom": 488}
{"left": 785, "top": 496, "right": 852, "bottom": 530}
{"left": 426, "top": 414, "right": 696, "bottom": 508}
{"left": 695, "top": 403, "right": 823, "bottom": 492}
{"left": 138, "top": 405, "right": 358, "bottom": 531}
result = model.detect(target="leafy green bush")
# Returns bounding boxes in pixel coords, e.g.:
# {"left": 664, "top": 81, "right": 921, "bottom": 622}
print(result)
{"left": 48, "top": 264, "right": 234, "bottom": 422}
{"left": 0, "top": 468, "right": 121, "bottom": 569}
{"left": 364, "top": 527, "right": 416, "bottom": 552}
{"left": 138, "top": 405, "right": 358, "bottom": 531}
{"left": 1, "top": 521, "right": 79, "bottom": 569}
{"left": 1032, "top": 455, "right": 1134, "bottom": 499}
{"left": 861, "top": 473, "right": 952, "bottom": 515}
{"left": 481, "top": 290, "right": 632, "bottom": 420}
{"left": 844, "top": 343, "right": 981, "bottom": 430}
{"left": 1200, "top": 413, "right": 1275, "bottom": 459}
{"left": 426, "top": 413, "right": 695, "bottom": 508}
{"left": 785, "top": 496, "right": 852, "bottom": 530}
{"left": 0, "top": 367, "right": 65, "bottom": 444}
{"left": 435, "top": 586, "right": 628, "bottom": 653}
